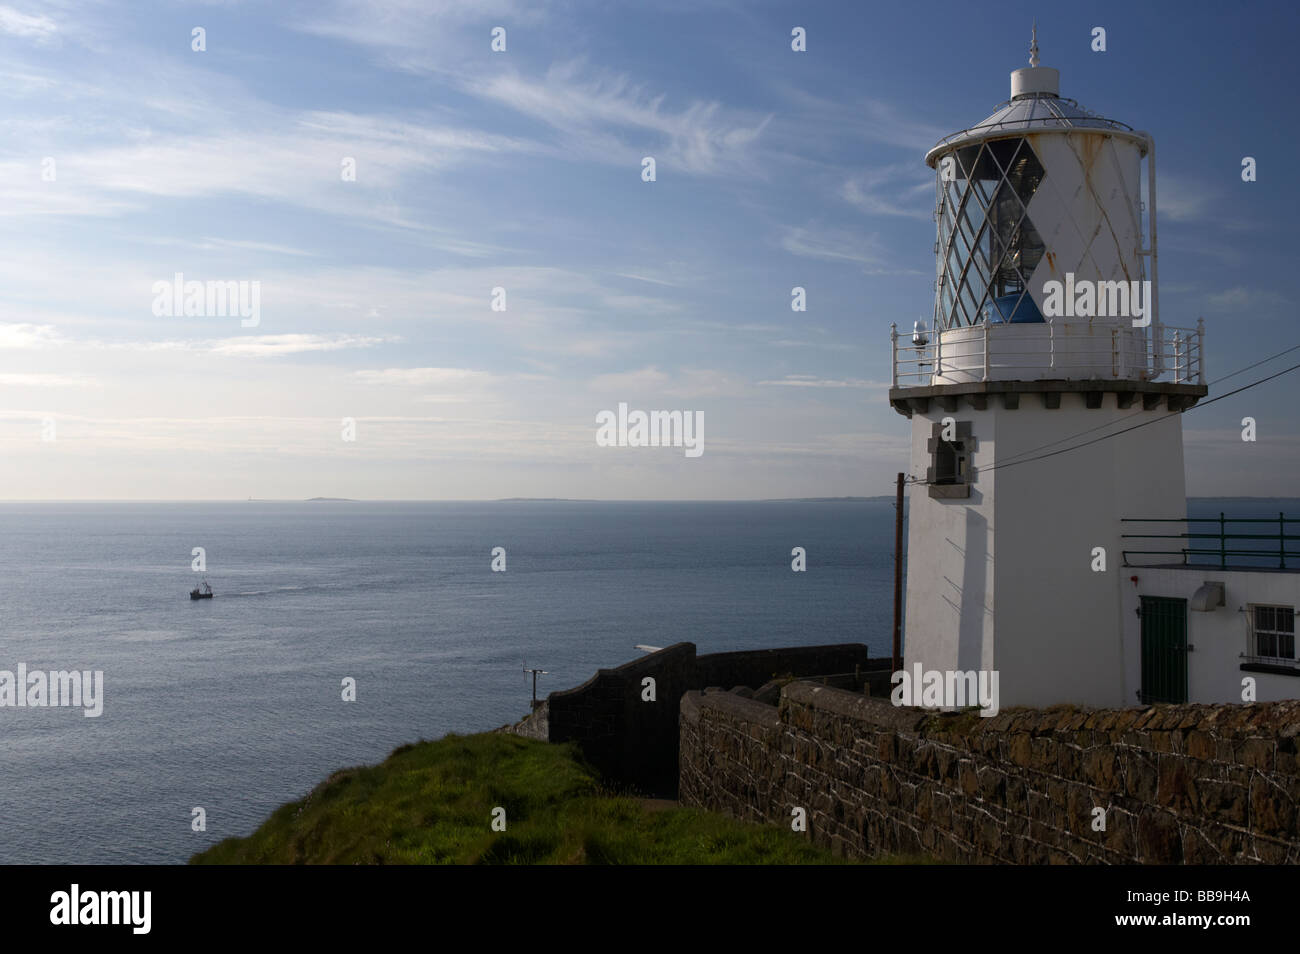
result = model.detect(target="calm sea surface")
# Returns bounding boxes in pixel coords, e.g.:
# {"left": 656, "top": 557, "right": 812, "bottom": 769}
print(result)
{"left": 0, "top": 500, "right": 896, "bottom": 864}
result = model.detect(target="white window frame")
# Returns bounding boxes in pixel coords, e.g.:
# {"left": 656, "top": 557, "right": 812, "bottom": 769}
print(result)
{"left": 1247, "top": 603, "right": 1296, "bottom": 665}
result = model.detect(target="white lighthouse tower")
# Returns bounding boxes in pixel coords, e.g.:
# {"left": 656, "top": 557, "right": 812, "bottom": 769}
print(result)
{"left": 889, "top": 30, "right": 1207, "bottom": 708}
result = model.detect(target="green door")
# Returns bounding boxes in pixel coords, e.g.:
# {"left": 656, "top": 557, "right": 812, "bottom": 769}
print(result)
{"left": 1140, "top": 596, "right": 1188, "bottom": 704}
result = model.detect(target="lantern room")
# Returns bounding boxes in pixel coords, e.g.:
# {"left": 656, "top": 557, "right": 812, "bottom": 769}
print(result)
{"left": 924, "top": 26, "right": 1150, "bottom": 333}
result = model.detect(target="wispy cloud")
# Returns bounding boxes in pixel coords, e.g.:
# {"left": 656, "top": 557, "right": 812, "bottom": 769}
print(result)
{"left": 766, "top": 83, "right": 947, "bottom": 154}
{"left": 295, "top": 0, "right": 546, "bottom": 72}
{"left": 352, "top": 367, "right": 497, "bottom": 387}
{"left": 1157, "top": 172, "right": 1214, "bottom": 224}
{"left": 587, "top": 365, "right": 749, "bottom": 399}
{"left": 842, "top": 163, "right": 932, "bottom": 220}
{"left": 780, "top": 224, "right": 921, "bottom": 275}
{"left": 195, "top": 238, "right": 315, "bottom": 257}
{"left": 352, "top": 366, "right": 506, "bottom": 403}
{"left": 0, "top": 372, "right": 94, "bottom": 387}
{"left": 203, "top": 334, "right": 393, "bottom": 358}
{"left": 466, "top": 60, "right": 772, "bottom": 176}
{"left": 1204, "top": 286, "right": 1292, "bottom": 314}
{"left": 0, "top": 107, "right": 537, "bottom": 226}
{"left": 588, "top": 366, "right": 671, "bottom": 393}
{"left": 0, "top": 5, "right": 57, "bottom": 41}
{"left": 757, "top": 374, "right": 884, "bottom": 389}
{"left": 0, "top": 322, "right": 65, "bottom": 348}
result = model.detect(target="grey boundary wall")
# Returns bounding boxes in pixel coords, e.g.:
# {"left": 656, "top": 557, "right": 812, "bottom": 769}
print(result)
{"left": 516, "top": 642, "right": 882, "bottom": 797}
{"left": 680, "top": 682, "right": 1300, "bottom": 863}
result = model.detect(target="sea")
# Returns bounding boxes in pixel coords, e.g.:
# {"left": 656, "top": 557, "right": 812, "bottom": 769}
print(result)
{"left": 0, "top": 500, "right": 896, "bottom": 864}
{"left": 1, "top": 498, "right": 1293, "bottom": 865}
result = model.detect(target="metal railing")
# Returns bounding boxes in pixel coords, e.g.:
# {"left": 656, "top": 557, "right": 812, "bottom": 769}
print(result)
{"left": 1121, "top": 514, "right": 1300, "bottom": 570}
{"left": 890, "top": 318, "right": 1205, "bottom": 388}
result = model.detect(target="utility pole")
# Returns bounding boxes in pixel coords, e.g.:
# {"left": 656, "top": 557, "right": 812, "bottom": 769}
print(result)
{"left": 893, "top": 472, "right": 904, "bottom": 675}
{"left": 523, "top": 667, "right": 549, "bottom": 710}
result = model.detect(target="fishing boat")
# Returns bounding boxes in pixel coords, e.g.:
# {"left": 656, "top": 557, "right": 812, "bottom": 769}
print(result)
{"left": 189, "top": 580, "right": 214, "bottom": 600}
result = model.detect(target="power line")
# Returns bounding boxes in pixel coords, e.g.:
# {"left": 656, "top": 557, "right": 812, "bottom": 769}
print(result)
{"left": 981, "top": 360, "right": 1300, "bottom": 475}
{"left": 991, "top": 342, "right": 1300, "bottom": 467}
{"left": 1187, "top": 360, "right": 1300, "bottom": 410}
{"left": 1209, "top": 342, "right": 1300, "bottom": 386}
{"left": 899, "top": 343, "right": 1300, "bottom": 489}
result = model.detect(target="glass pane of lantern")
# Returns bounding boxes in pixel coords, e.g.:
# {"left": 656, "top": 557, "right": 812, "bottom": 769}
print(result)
{"left": 944, "top": 174, "right": 965, "bottom": 213}
{"left": 970, "top": 172, "right": 996, "bottom": 213}
{"left": 964, "top": 146, "right": 999, "bottom": 213}
{"left": 952, "top": 217, "right": 974, "bottom": 262}
{"left": 1014, "top": 217, "right": 1045, "bottom": 281}
{"left": 954, "top": 144, "right": 981, "bottom": 182}
{"left": 985, "top": 137, "right": 1023, "bottom": 177}
{"left": 1006, "top": 140, "right": 1045, "bottom": 207}
{"left": 988, "top": 180, "right": 1025, "bottom": 296}
{"left": 940, "top": 280, "right": 957, "bottom": 327}
{"left": 964, "top": 220, "right": 991, "bottom": 284}
{"left": 958, "top": 278, "right": 981, "bottom": 326}
{"left": 945, "top": 249, "right": 963, "bottom": 296}
{"left": 968, "top": 143, "right": 1002, "bottom": 182}
{"left": 949, "top": 293, "right": 968, "bottom": 328}
{"left": 955, "top": 194, "right": 980, "bottom": 250}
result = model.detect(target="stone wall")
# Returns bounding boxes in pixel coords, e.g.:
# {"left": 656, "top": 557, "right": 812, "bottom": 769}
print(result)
{"left": 680, "top": 681, "right": 1300, "bottom": 863}
{"left": 546, "top": 643, "right": 697, "bottom": 797}
{"left": 507, "top": 701, "right": 549, "bottom": 741}
{"left": 522, "top": 641, "right": 876, "bottom": 797}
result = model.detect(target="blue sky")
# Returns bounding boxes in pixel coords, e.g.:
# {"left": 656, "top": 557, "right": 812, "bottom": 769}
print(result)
{"left": 0, "top": 0, "right": 1296, "bottom": 499}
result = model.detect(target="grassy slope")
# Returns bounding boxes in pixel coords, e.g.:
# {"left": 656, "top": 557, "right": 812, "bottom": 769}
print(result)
{"left": 192, "top": 732, "right": 885, "bottom": 865}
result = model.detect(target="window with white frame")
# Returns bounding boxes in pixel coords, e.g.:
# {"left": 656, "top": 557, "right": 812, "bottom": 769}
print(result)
{"left": 1250, "top": 604, "right": 1296, "bottom": 662}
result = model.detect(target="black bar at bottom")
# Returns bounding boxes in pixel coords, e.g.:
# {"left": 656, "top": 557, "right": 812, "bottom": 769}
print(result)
{"left": 9, "top": 863, "right": 1281, "bottom": 941}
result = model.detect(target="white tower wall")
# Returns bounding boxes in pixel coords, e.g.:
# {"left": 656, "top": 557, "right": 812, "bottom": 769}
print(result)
{"left": 903, "top": 396, "right": 1188, "bottom": 708}
{"left": 902, "top": 404, "right": 998, "bottom": 679}
{"left": 990, "top": 398, "right": 1186, "bottom": 707}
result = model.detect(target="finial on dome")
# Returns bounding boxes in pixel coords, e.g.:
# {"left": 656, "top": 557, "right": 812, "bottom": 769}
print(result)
{"left": 1010, "top": 22, "right": 1058, "bottom": 99}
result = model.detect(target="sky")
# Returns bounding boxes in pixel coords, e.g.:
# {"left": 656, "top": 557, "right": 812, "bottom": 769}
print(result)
{"left": 0, "top": 0, "right": 1296, "bottom": 500}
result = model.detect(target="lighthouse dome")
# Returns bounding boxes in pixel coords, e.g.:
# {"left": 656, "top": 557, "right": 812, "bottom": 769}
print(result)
{"left": 924, "top": 94, "right": 1146, "bottom": 168}
{"left": 925, "top": 25, "right": 1145, "bottom": 166}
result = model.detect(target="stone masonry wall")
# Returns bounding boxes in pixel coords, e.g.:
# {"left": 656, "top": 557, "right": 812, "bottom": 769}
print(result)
{"left": 680, "top": 682, "right": 1300, "bottom": 863}
{"left": 532, "top": 642, "right": 875, "bottom": 797}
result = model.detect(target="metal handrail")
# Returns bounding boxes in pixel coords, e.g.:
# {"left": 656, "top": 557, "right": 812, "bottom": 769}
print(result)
{"left": 1121, "top": 513, "right": 1299, "bottom": 570}
{"left": 890, "top": 318, "right": 1204, "bottom": 388}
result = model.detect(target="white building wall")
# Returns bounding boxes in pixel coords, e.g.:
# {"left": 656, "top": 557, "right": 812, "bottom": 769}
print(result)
{"left": 903, "top": 404, "right": 998, "bottom": 679}
{"left": 1121, "top": 567, "right": 1300, "bottom": 704}
{"left": 994, "top": 395, "right": 1185, "bottom": 707}
{"left": 903, "top": 393, "right": 1187, "bottom": 708}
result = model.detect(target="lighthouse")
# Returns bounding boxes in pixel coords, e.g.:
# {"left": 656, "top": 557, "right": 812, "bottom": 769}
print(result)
{"left": 888, "top": 29, "right": 1208, "bottom": 708}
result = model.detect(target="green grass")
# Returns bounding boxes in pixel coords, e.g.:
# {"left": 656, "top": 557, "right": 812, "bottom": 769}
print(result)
{"left": 191, "top": 733, "right": 909, "bottom": 864}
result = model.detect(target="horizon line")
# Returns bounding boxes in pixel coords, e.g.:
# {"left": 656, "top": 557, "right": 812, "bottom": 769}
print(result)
{"left": 0, "top": 495, "right": 896, "bottom": 503}
{"left": 0, "top": 495, "right": 1297, "bottom": 503}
